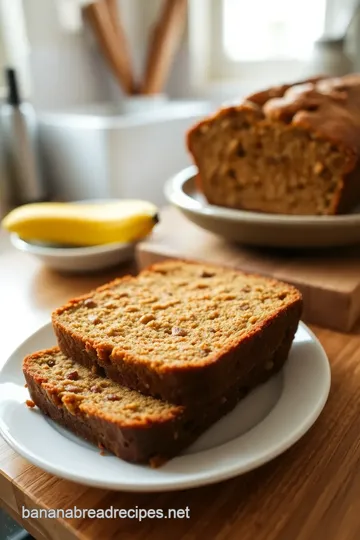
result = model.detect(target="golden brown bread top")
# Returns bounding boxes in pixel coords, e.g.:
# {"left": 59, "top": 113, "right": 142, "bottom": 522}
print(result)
{"left": 52, "top": 260, "right": 302, "bottom": 371}
{"left": 23, "top": 348, "right": 183, "bottom": 426}
{"left": 189, "top": 74, "right": 360, "bottom": 161}
{"left": 246, "top": 75, "right": 328, "bottom": 106}
{"left": 256, "top": 74, "right": 360, "bottom": 156}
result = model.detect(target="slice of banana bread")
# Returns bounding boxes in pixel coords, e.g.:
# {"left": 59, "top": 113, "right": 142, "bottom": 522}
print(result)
{"left": 187, "top": 74, "right": 360, "bottom": 215}
{"left": 52, "top": 260, "right": 302, "bottom": 406}
{"left": 23, "top": 346, "right": 286, "bottom": 464}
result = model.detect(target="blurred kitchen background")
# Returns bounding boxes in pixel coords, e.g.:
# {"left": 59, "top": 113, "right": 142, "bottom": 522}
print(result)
{"left": 1, "top": 0, "right": 360, "bottom": 211}
{"left": 0, "top": 2, "right": 360, "bottom": 538}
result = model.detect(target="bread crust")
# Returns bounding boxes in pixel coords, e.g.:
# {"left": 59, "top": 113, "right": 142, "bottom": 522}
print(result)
{"left": 187, "top": 74, "right": 360, "bottom": 215}
{"left": 23, "top": 344, "right": 290, "bottom": 464}
{"left": 52, "top": 261, "right": 302, "bottom": 406}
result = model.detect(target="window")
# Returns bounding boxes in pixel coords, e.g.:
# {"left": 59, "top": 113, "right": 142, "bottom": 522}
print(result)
{"left": 223, "top": 0, "right": 326, "bottom": 62}
{"left": 189, "top": 0, "right": 356, "bottom": 92}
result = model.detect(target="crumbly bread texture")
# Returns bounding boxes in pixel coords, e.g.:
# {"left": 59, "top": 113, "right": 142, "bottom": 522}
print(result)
{"left": 187, "top": 74, "right": 360, "bottom": 215}
{"left": 23, "top": 346, "right": 287, "bottom": 464}
{"left": 52, "top": 260, "right": 302, "bottom": 405}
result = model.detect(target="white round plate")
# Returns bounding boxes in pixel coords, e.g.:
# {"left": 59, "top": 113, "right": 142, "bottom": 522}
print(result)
{"left": 10, "top": 234, "right": 134, "bottom": 273}
{"left": 164, "top": 166, "right": 360, "bottom": 248}
{"left": 9, "top": 199, "right": 135, "bottom": 273}
{"left": 0, "top": 321, "right": 330, "bottom": 492}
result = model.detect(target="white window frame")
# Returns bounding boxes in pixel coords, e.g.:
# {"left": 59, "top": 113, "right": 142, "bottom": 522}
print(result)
{"left": 188, "top": 0, "right": 345, "bottom": 93}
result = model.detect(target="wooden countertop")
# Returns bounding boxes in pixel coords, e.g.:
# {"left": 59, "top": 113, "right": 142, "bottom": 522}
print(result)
{"left": 1, "top": 231, "right": 360, "bottom": 540}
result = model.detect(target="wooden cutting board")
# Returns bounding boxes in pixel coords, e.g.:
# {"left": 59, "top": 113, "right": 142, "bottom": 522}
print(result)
{"left": 136, "top": 206, "right": 360, "bottom": 332}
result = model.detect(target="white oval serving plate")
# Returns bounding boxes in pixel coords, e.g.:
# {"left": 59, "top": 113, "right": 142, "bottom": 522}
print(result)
{"left": 164, "top": 166, "right": 360, "bottom": 248}
{"left": 0, "top": 321, "right": 330, "bottom": 492}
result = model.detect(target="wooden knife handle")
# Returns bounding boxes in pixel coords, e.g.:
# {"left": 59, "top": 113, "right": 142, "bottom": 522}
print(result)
{"left": 141, "top": 0, "right": 188, "bottom": 95}
{"left": 83, "top": 0, "right": 136, "bottom": 95}
{"left": 105, "top": 0, "right": 137, "bottom": 92}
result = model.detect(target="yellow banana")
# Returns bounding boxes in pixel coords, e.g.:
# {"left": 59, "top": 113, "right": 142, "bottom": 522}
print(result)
{"left": 2, "top": 200, "right": 159, "bottom": 246}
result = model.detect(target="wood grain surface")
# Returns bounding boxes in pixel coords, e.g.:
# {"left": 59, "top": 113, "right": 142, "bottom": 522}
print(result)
{"left": 136, "top": 206, "right": 360, "bottom": 332}
{"left": 1, "top": 229, "right": 360, "bottom": 540}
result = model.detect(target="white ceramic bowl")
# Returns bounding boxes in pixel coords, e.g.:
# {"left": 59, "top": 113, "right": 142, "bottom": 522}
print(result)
{"left": 10, "top": 233, "right": 135, "bottom": 273}
{"left": 8, "top": 198, "right": 141, "bottom": 273}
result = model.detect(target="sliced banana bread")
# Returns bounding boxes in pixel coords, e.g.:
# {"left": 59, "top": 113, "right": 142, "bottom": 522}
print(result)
{"left": 52, "top": 260, "right": 302, "bottom": 406}
{"left": 187, "top": 74, "right": 360, "bottom": 215}
{"left": 23, "top": 346, "right": 287, "bottom": 464}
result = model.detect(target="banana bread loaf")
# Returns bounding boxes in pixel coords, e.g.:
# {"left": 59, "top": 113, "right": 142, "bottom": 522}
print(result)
{"left": 52, "top": 260, "right": 302, "bottom": 405}
{"left": 23, "top": 346, "right": 287, "bottom": 464}
{"left": 187, "top": 74, "right": 360, "bottom": 215}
